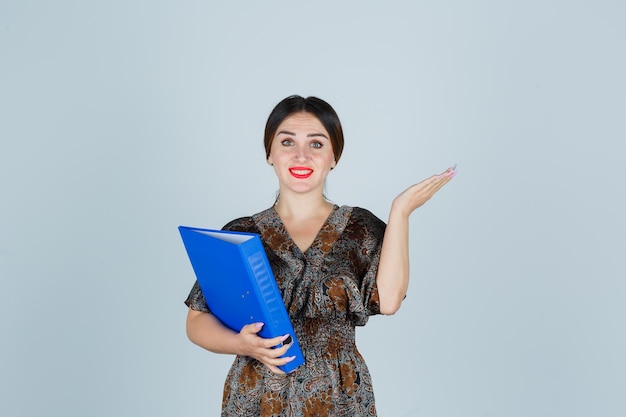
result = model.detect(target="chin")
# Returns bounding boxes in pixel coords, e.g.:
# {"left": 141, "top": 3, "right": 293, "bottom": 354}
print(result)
{"left": 284, "top": 183, "right": 323, "bottom": 195}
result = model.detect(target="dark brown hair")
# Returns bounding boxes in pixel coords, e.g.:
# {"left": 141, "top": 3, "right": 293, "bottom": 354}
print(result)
{"left": 264, "top": 95, "right": 344, "bottom": 164}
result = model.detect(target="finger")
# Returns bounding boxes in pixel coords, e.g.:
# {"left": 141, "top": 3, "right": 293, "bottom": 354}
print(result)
{"left": 264, "top": 353, "right": 297, "bottom": 367}
{"left": 431, "top": 175, "right": 453, "bottom": 192}
{"left": 435, "top": 169, "right": 455, "bottom": 180}
{"left": 430, "top": 168, "right": 454, "bottom": 183}
{"left": 266, "top": 364, "right": 285, "bottom": 375}
{"left": 262, "top": 333, "right": 293, "bottom": 349}
{"left": 418, "top": 173, "right": 452, "bottom": 197}
{"left": 258, "top": 349, "right": 296, "bottom": 373}
{"left": 259, "top": 335, "right": 296, "bottom": 359}
{"left": 431, "top": 170, "right": 456, "bottom": 187}
{"left": 250, "top": 335, "right": 293, "bottom": 356}
{"left": 241, "top": 322, "right": 264, "bottom": 335}
{"left": 412, "top": 175, "right": 442, "bottom": 191}
{"left": 273, "top": 338, "right": 295, "bottom": 356}
{"left": 420, "top": 174, "right": 449, "bottom": 192}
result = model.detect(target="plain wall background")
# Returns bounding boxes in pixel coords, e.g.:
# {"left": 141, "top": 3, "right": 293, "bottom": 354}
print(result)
{"left": 1, "top": 1, "right": 624, "bottom": 416}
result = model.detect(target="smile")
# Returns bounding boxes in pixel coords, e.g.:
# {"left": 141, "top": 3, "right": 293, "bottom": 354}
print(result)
{"left": 289, "top": 167, "right": 314, "bottom": 179}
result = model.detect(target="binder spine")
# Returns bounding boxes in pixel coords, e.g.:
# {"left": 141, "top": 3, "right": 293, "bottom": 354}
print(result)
{"left": 240, "top": 239, "right": 293, "bottom": 334}
{"left": 247, "top": 251, "right": 284, "bottom": 327}
{"left": 240, "top": 237, "right": 305, "bottom": 372}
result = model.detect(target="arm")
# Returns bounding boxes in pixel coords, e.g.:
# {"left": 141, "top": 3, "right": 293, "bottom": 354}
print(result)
{"left": 186, "top": 308, "right": 295, "bottom": 374}
{"left": 376, "top": 166, "right": 456, "bottom": 315}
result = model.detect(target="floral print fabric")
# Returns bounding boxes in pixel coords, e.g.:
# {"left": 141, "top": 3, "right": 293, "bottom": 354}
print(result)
{"left": 185, "top": 205, "right": 386, "bottom": 416}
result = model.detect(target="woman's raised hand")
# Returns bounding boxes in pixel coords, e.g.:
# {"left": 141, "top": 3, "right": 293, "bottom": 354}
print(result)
{"left": 392, "top": 165, "right": 457, "bottom": 217}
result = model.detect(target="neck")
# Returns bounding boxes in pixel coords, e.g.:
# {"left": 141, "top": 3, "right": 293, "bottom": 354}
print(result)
{"left": 274, "top": 191, "right": 333, "bottom": 221}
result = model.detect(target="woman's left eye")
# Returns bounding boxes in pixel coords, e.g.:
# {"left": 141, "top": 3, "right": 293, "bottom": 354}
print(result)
{"left": 310, "top": 142, "right": 323, "bottom": 149}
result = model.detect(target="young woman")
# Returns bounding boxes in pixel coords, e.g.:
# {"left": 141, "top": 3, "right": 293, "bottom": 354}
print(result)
{"left": 185, "top": 95, "right": 456, "bottom": 416}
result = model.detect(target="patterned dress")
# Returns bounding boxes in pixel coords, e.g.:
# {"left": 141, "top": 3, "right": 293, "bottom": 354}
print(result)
{"left": 185, "top": 205, "right": 386, "bottom": 416}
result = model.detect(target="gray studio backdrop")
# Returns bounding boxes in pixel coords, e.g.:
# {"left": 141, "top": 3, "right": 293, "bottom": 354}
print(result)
{"left": 1, "top": 1, "right": 624, "bottom": 416}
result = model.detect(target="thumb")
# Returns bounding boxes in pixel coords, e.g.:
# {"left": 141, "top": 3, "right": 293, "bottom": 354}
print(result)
{"left": 241, "top": 322, "right": 264, "bottom": 335}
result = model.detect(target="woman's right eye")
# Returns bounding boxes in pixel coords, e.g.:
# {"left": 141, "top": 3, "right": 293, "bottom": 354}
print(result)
{"left": 281, "top": 139, "right": 294, "bottom": 146}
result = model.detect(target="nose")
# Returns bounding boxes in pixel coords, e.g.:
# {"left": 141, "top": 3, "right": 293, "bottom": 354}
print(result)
{"left": 293, "top": 144, "right": 309, "bottom": 161}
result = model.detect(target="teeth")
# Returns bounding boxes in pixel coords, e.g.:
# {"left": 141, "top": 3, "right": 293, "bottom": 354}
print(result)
{"left": 291, "top": 169, "right": 312, "bottom": 175}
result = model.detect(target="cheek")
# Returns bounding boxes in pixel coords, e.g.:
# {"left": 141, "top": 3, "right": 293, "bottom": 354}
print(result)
{"left": 322, "top": 153, "right": 336, "bottom": 167}
{"left": 269, "top": 140, "right": 287, "bottom": 157}
{"left": 269, "top": 148, "right": 288, "bottom": 163}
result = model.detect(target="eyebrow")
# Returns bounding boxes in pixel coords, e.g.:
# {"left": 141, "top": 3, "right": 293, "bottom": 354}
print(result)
{"left": 276, "top": 130, "right": 330, "bottom": 140}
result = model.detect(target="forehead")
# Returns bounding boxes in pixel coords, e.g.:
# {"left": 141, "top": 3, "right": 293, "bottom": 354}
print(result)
{"left": 275, "top": 112, "right": 329, "bottom": 136}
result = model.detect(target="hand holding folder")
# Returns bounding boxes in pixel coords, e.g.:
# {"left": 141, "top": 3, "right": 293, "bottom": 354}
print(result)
{"left": 179, "top": 226, "right": 305, "bottom": 373}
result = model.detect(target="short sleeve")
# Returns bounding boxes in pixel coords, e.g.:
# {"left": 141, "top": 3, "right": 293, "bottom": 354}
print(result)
{"left": 353, "top": 208, "right": 386, "bottom": 317}
{"left": 184, "top": 280, "right": 210, "bottom": 312}
{"left": 331, "top": 207, "right": 387, "bottom": 325}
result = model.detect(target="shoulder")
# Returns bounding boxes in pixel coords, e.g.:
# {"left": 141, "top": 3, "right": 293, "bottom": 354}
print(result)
{"left": 349, "top": 206, "right": 386, "bottom": 228}
{"left": 222, "top": 207, "right": 276, "bottom": 233}
{"left": 222, "top": 216, "right": 258, "bottom": 233}
{"left": 345, "top": 206, "right": 386, "bottom": 239}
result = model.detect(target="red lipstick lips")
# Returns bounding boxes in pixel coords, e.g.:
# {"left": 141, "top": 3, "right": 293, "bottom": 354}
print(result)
{"left": 289, "top": 167, "right": 314, "bottom": 179}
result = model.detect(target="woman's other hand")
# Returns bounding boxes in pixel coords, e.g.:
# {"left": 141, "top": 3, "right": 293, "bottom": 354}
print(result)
{"left": 236, "top": 322, "right": 296, "bottom": 375}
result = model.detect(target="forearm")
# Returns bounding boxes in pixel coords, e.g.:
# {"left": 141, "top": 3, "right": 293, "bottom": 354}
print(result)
{"left": 376, "top": 202, "right": 410, "bottom": 315}
{"left": 186, "top": 309, "right": 242, "bottom": 355}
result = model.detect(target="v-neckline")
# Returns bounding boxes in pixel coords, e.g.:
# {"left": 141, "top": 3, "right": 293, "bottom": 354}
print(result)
{"left": 272, "top": 204, "right": 339, "bottom": 255}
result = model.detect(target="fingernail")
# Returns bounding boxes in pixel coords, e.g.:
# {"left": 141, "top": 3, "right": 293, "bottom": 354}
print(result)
{"left": 256, "top": 322, "right": 264, "bottom": 329}
{"left": 446, "top": 171, "right": 457, "bottom": 178}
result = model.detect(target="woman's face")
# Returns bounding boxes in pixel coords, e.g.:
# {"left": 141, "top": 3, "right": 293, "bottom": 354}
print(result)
{"left": 267, "top": 112, "right": 336, "bottom": 197}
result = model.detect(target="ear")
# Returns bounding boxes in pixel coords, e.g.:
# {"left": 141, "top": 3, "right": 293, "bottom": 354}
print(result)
{"left": 331, "top": 160, "right": 337, "bottom": 169}
{"left": 267, "top": 155, "right": 273, "bottom": 166}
